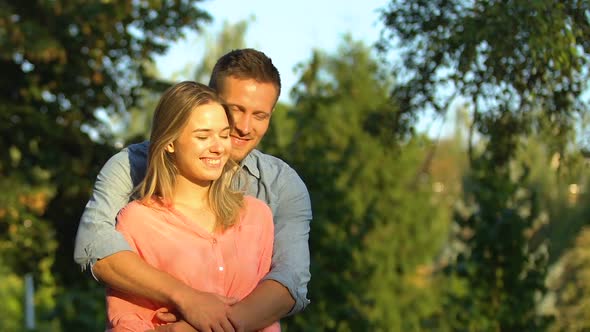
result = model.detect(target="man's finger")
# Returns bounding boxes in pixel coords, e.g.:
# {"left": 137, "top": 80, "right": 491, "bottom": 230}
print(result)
{"left": 227, "top": 314, "right": 244, "bottom": 332}
{"left": 159, "top": 321, "right": 199, "bottom": 332}
{"left": 220, "top": 317, "right": 236, "bottom": 332}
{"left": 211, "top": 322, "right": 224, "bottom": 332}
{"left": 155, "top": 311, "right": 179, "bottom": 322}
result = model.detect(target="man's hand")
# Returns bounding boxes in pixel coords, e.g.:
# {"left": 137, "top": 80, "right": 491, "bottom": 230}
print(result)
{"left": 153, "top": 320, "right": 197, "bottom": 332}
{"left": 154, "top": 307, "right": 179, "bottom": 323}
{"left": 171, "top": 290, "right": 238, "bottom": 332}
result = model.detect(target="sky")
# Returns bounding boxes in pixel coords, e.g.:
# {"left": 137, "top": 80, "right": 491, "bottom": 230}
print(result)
{"left": 154, "top": 0, "right": 390, "bottom": 104}
{"left": 153, "top": 0, "right": 453, "bottom": 137}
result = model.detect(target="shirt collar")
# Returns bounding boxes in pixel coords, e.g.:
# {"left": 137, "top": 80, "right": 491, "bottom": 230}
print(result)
{"left": 239, "top": 150, "right": 260, "bottom": 179}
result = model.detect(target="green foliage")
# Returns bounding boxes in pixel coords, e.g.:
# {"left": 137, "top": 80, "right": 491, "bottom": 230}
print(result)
{"left": 1, "top": 0, "right": 211, "bottom": 329}
{"left": 516, "top": 130, "right": 589, "bottom": 264}
{"left": 2, "top": 0, "right": 210, "bottom": 130}
{"left": 278, "top": 37, "right": 449, "bottom": 331}
{"left": 192, "top": 18, "right": 253, "bottom": 84}
{"left": 119, "top": 18, "right": 254, "bottom": 145}
{"left": 51, "top": 281, "right": 106, "bottom": 331}
{"left": 0, "top": 265, "right": 24, "bottom": 331}
{"left": 380, "top": 1, "right": 590, "bottom": 329}
{"left": 446, "top": 157, "right": 551, "bottom": 330}
{"left": 434, "top": 114, "right": 555, "bottom": 330}
{"left": 379, "top": 0, "right": 590, "bottom": 152}
{"left": 521, "top": 138, "right": 590, "bottom": 331}
{"left": 548, "top": 224, "right": 590, "bottom": 332}
{"left": 114, "top": 61, "right": 167, "bottom": 145}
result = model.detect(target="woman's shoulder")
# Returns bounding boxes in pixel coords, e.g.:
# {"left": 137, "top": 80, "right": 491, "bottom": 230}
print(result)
{"left": 117, "top": 199, "right": 166, "bottom": 228}
{"left": 119, "top": 200, "right": 150, "bottom": 216}
{"left": 241, "top": 196, "right": 273, "bottom": 223}
{"left": 243, "top": 195, "right": 271, "bottom": 213}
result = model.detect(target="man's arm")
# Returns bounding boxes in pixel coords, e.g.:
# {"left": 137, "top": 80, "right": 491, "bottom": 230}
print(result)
{"left": 262, "top": 167, "right": 312, "bottom": 314}
{"left": 229, "top": 167, "right": 312, "bottom": 330}
{"left": 74, "top": 150, "right": 135, "bottom": 268}
{"left": 228, "top": 280, "right": 294, "bottom": 331}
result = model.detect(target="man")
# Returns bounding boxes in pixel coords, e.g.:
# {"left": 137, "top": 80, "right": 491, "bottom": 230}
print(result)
{"left": 74, "top": 49, "right": 312, "bottom": 332}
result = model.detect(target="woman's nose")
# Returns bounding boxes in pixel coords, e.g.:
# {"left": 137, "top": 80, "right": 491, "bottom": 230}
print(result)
{"left": 209, "top": 137, "right": 225, "bottom": 153}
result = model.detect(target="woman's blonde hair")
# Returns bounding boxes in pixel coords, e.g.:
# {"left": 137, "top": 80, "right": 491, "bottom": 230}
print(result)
{"left": 137, "top": 81, "right": 243, "bottom": 230}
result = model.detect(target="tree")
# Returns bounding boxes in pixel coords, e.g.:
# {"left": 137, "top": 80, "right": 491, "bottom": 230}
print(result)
{"left": 445, "top": 135, "right": 552, "bottom": 331}
{"left": 280, "top": 37, "right": 449, "bottom": 331}
{"left": 547, "top": 223, "right": 590, "bottom": 332}
{"left": 118, "top": 18, "right": 254, "bottom": 144}
{"left": 192, "top": 17, "right": 253, "bottom": 84}
{"left": 379, "top": 1, "right": 590, "bottom": 329}
{"left": 378, "top": 0, "right": 590, "bottom": 157}
{"left": 0, "top": 1, "right": 210, "bottom": 329}
{"left": 517, "top": 128, "right": 590, "bottom": 331}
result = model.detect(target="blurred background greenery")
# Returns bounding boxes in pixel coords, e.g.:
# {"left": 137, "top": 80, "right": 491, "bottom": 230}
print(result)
{"left": 1, "top": 1, "right": 589, "bottom": 331}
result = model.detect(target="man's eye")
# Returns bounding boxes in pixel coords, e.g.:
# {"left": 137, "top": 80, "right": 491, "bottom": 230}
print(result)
{"left": 196, "top": 136, "right": 208, "bottom": 140}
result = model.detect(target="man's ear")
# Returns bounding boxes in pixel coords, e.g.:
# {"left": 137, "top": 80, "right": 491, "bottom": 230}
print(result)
{"left": 165, "top": 142, "right": 175, "bottom": 153}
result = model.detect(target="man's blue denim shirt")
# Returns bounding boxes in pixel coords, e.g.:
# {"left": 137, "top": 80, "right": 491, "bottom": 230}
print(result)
{"left": 73, "top": 141, "right": 312, "bottom": 315}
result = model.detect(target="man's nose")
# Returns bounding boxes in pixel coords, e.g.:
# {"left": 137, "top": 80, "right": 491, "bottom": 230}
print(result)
{"left": 234, "top": 113, "right": 252, "bottom": 135}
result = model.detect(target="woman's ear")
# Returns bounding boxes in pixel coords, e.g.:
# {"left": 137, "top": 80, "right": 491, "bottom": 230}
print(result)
{"left": 165, "top": 142, "right": 175, "bottom": 153}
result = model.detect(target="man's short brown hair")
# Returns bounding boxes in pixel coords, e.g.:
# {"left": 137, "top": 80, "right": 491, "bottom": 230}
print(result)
{"left": 209, "top": 48, "right": 281, "bottom": 100}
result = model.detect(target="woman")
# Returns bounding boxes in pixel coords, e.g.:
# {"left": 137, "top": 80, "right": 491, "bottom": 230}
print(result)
{"left": 106, "top": 81, "right": 278, "bottom": 332}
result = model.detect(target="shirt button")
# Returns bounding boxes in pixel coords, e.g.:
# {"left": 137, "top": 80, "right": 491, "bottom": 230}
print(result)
{"left": 218, "top": 266, "right": 224, "bottom": 271}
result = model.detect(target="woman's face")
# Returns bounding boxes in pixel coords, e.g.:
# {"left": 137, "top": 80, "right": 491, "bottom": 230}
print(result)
{"left": 167, "top": 102, "right": 232, "bottom": 185}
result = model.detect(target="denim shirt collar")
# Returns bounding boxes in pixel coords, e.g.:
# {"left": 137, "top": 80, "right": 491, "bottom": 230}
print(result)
{"left": 240, "top": 150, "right": 261, "bottom": 179}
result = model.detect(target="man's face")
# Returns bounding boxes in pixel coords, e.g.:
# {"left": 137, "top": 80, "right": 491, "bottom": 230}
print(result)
{"left": 219, "top": 76, "right": 278, "bottom": 162}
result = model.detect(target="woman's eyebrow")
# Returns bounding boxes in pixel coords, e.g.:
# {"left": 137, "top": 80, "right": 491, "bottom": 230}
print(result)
{"left": 192, "top": 128, "right": 211, "bottom": 133}
{"left": 192, "top": 126, "right": 231, "bottom": 133}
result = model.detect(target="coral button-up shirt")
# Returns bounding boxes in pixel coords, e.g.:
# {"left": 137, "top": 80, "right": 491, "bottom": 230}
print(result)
{"left": 106, "top": 196, "right": 278, "bottom": 332}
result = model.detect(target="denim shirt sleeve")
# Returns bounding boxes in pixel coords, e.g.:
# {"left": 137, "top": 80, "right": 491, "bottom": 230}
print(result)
{"left": 73, "top": 148, "right": 136, "bottom": 271}
{"left": 262, "top": 166, "right": 312, "bottom": 315}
